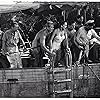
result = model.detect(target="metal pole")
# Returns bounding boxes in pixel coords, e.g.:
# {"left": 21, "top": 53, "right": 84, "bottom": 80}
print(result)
{"left": 84, "top": 10, "right": 87, "bottom": 24}
{"left": 64, "top": 10, "right": 66, "bottom": 22}
{"left": 62, "top": 10, "right": 66, "bottom": 22}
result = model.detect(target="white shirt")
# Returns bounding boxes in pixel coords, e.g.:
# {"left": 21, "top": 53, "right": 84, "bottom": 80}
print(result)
{"left": 87, "top": 29, "right": 98, "bottom": 40}
{"left": 87, "top": 29, "right": 100, "bottom": 44}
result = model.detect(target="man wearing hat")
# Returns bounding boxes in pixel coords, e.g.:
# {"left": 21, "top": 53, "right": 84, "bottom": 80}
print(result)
{"left": 86, "top": 20, "right": 100, "bottom": 45}
{"left": 74, "top": 20, "right": 100, "bottom": 63}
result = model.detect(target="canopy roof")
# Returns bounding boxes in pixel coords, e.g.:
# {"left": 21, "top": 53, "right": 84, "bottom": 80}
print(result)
{"left": 0, "top": 2, "right": 88, "bottom": 14}
{"left": 0, "top": 2, "right": 40, "bottom": 13}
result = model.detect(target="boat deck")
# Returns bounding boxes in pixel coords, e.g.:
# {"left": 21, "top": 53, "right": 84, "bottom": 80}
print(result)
{"left": 0, "top": 63, "right": 100, "bottom": 97}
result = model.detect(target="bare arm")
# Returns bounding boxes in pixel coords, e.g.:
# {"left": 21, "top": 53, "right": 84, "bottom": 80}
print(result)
{"left": 92, "top": 29, "right": 100, "bottom": 41}
{"left": 40, "top": 34, "right": 53, "bottom": 55}
{"left": 64, "top": 29, "right": 69, "bottom": 48}
{"left": 49, "top": 29, "right": 57, "bottom": 49}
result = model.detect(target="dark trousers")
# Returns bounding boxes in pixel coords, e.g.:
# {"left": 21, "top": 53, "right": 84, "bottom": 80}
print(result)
{"left": 31, "top": 47, "right": 44, "bottom": 67}
{"left": 0, "top": 53, "right": 10, "bottom": 68}
{"left": 70, "top": 42, "right": 80, "bottom": 64}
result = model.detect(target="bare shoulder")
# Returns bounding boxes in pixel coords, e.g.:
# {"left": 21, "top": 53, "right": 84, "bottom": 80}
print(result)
{"left": 78, "top": 26, "right": 85, "bottom": 33}
{"left": 36, "top": 28, "right": 46, "bottom": 39}
{"left": 4, "top": 30, "right": 11, "bottom": 36}
{"left": 5, "top": 29, "right": 10, "bottom": 34}
{"left": 79, "top": 26, "right": 84, "bottom": 31}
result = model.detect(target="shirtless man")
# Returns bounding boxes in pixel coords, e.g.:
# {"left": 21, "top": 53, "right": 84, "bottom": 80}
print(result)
{"left": 31, "top": 21, "right": 55, "bottom": 67}
{"left": 75, "top": 20, "right": 100, "bottom": 63}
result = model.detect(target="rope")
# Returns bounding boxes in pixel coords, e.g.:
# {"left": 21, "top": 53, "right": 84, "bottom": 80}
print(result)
{"left": 85, "top": 63, "right": 100, "bottom": 81}
{"left": 78, "top": 43, "right": 96, "bottom": 62}
{"left": 74, "top": 42, "right": 100, "bottom": 81}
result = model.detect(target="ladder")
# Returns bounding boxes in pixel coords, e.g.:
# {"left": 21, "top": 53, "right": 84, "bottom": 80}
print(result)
{"left": 47, "top": 49, "right": 73, "bottom": 98}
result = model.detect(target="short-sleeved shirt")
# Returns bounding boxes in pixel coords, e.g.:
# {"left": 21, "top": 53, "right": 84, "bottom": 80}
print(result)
{"left": 2, "top": 29, "right": 20, "bottom": 53}
{"left": 87, "top": 29, "right": 97, "bottom": 40}
{"left": 2, "top": 29, "right": 20, "bottom": 47}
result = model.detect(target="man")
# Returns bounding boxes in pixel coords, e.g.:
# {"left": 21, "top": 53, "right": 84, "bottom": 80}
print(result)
{"left": 68, "top": 15, "right": 83, "bottom": 64}
{"left": 2, "top": 20, "right": 26, "bottom": 68}
{"left": 75, "top": 20, "right": 100, "bottom": 63}
{"left": 31, "top": 21, "right": 55, "bottom": 67}
{"left": 87, "top": 27, "right": 100, "bottom": 45}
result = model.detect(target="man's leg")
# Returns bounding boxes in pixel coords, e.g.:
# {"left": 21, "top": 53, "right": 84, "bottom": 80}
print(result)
{"left": 31, "top": 48, "right": 40, "bottom": 67}
{"left": 0, "top": 54, "right": 10, "bottom": 68}
{"left": 84, "top": 44, "right": 92, "bottom": 63}
{"left": 54, "top": 50, "right": 60, "bottom": 67}
{"left": 63, "top": 48, "right": 72, "bottom": 68}
{"left": 16, "top": 52, "right": 23, "bottom": 68}
{"left": 77, "top": 50, "right": 83, "bottom": 63}
{"left": 70, "top": 43, "right": 81, "bottom": 64}
{"left": 61, "top": 39, "right": 72, "bottom": 67}
{"left": 85, "top": 45, "right": 89, "bottom": 59}
{"left": 7, "top": 54, "right": 17, "bottom": 68}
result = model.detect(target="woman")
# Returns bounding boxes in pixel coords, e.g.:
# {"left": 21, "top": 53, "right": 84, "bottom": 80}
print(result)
{"left": 49, "top": 22, "right": 71, "bottom": 67}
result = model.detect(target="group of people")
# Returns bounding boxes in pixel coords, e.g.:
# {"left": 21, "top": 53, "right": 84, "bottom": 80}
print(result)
{"left": 31, "top": 21, "right": 71, "bottom": 67}
{"left": 74, "top": 19, "right": 100, "bottom": 64}
{"left": 1, "top": 13, "right": 100, "bottom": 69}
{"left": 31, "top": 14, "right": 100, "bottom": 67}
